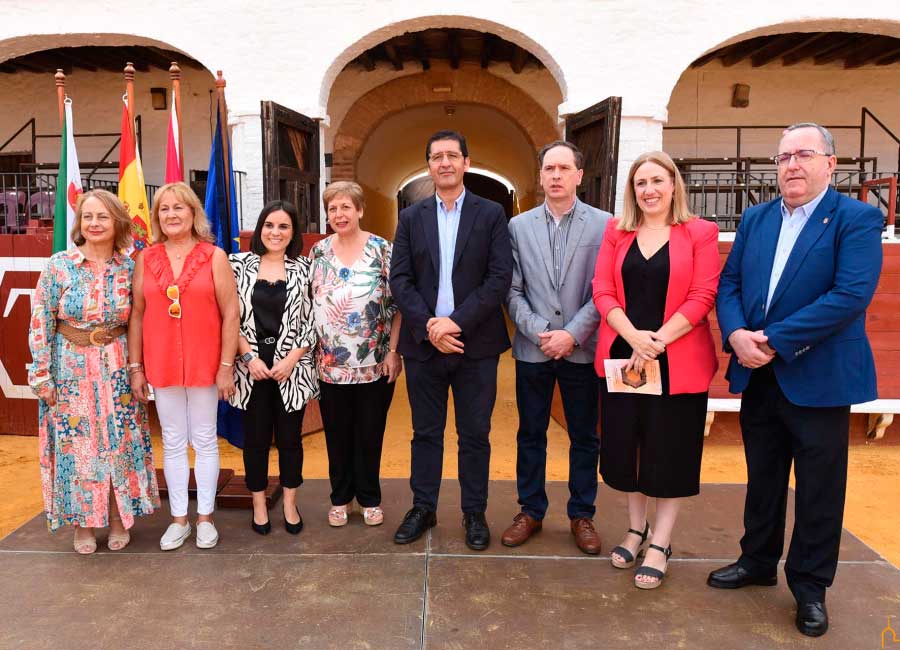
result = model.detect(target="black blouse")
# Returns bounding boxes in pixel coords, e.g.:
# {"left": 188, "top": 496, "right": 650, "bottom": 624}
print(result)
{"left": 251, "top": 279, "right": 287, "bottom": 339}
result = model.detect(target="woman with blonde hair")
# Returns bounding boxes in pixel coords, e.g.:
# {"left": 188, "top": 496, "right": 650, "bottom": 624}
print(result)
{"left": 128, "top": 182, "right": 239, "bottom": 551}
{"left": 29, "top": 189, "right": 159, "bottom": 553}
{"left": 592, "top": 151, "right": 720, "bottom": 588}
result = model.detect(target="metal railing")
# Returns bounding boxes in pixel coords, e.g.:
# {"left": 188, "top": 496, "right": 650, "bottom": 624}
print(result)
{"left": 682, "top": 170, "right": 900, "bottom": 231}
{"left": 0, "top": 171, "right": 246, "bottom": 235}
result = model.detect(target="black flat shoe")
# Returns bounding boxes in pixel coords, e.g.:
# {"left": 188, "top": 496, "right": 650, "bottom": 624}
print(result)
{"left": 463, "top": 512, "right": 490, "bottom": 551}
{"left": 393, "top": 507, "right": 437, "bottom": 544}
{"left": 284, "top": 508, "right": 303, "bottom": 535}
{"left": 251, "top": 517, "right": 271, "bottom": 536}
{"left": 796, "top": 602, "right": 828, "bottom": 637}
{"left": 707, "top": 562, "right": 777, "bottom": 589}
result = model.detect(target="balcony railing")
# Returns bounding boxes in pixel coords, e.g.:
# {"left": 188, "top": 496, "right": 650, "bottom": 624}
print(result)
{"left": 0, "top": 171, "right": 246, "bottom": 235}
{"left": 682, "top": 169, "right": 899, "bottom": 232}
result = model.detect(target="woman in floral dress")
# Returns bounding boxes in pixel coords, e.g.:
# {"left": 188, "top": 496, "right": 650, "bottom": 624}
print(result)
{"left": 28, "top": 189, "right": 159, "bottom": 553}
{"left": 310, "top": 181, "right": 402, "bottom": 527}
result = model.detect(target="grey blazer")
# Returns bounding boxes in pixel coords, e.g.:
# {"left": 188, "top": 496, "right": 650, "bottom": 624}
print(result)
{"left": 506, "top": 199, "right": 610, "bottom": 364}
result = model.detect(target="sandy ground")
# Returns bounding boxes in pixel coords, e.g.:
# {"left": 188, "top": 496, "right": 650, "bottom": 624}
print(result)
{"left": 3, "top": 354, "right": 898, "bottom": 567}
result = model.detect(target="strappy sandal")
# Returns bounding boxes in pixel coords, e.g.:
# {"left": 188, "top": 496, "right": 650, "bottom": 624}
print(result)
{"left": 328, "top": 503, "right": 350, "bottom": 527}
{"left": 634, "top": 543, "right": 672, "bottom": 590}
{"left": 73, "top": 527, "right": 97, "bottom": 555}
{"left": 610, "top": 522, "right": 650, "bottom": 569}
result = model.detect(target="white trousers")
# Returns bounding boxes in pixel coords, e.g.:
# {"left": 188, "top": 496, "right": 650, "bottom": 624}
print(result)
{"left": 155, "top": 385, "right": 220, "bottom": 517}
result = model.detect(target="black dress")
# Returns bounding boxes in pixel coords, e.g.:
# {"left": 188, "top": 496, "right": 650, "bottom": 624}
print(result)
{"left": 599, "top": 238, "right": 707, "bottom": 498}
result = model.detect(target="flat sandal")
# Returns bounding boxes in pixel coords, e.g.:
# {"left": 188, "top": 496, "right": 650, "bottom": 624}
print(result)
{"left": 610, "top": 522, "right": 650, "bottom": 569}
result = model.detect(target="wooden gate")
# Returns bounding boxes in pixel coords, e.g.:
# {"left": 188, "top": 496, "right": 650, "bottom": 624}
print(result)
{"left": 565, "top": 96, "right": 622, "bottom": 213}
{"left": 261, "top": 101, "right": 321, "bottom": 232}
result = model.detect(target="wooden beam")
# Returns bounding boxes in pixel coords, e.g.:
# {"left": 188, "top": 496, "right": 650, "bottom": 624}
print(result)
{"left": 382, "top": 42, "right": 403, "bottom": 71}
{"left": 876, "top": 49, "right": 900, "bottom": 65}
{"left": 412, "top": 33, "right": 429, "bottom": 71}
{"left": 848, "top": 40, "right": 900, "bottom": 68}
{"left": 5, "top": 57, "right": 46, "bottom": 74}
{"left": 691, "top": 49, "right": 723, "bottom": 68}
{"left": 510, "top": 45, "right": 529, "bottom": 73}
{"left": 357, "top": 50, "right": 376, "bottom": 71}
{"left": 813, "top": 34, "right": 869, "bottom": 65}
{"left": 447, "top": 29, "right": 460, "bottom": 69}
{"left": 60, "top": 49, "right": 99, "bottom": 72}
{"left": 782, "top": 33, "right": 839, "bottom": 65}
{"left": 720, "top": 37, "right": 772, "bottom": 67}
{"left": 480, "top": 33, "right": 495, "bottom": 68}
{"left": 750, "top": 33, "right": 809, "bottom": 67}
{"left": 141, "top": 46, "right": 179, "bottom": 70}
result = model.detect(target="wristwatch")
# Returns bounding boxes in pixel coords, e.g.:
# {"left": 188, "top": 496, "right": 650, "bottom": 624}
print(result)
{"left": 240, "top": 352, "right": 255, "bottom": 363}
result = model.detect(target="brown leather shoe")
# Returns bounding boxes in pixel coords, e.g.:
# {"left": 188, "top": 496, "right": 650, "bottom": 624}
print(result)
{"left": 571, "top": 517, "right": 602, "bottom": 555}
{"left": 501, "top": 512, "right": 542, "bottom": 547}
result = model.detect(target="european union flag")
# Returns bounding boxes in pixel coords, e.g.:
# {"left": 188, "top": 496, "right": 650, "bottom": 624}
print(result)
{"left": 205, "top": 95, "right": 243, "bottom": 447}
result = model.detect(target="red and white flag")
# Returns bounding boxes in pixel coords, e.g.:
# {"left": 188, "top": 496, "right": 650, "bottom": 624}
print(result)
{"left": 164, "top": 90, "right": 183, "bottom": 183}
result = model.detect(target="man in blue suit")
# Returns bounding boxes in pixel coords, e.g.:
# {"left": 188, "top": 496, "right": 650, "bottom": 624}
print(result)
{"left": 708, "top": 123, "right": 883, "bottom": 637}
{"left": 389, "top": 130, "right": 513, "bottom": 550}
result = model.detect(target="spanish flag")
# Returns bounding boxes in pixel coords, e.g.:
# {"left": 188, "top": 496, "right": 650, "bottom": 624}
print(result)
{"left": 118, "top": 101, "right": 151, "bottom": 252}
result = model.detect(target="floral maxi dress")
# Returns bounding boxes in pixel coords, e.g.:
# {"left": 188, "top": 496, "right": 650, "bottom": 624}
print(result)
{"left": 28, "top": 249, "right": 159, "bottom": 531}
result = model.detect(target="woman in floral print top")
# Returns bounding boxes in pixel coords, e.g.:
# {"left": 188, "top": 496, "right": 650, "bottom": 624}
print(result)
{"left": 310, "top": 181, "right": 402, "bottom": 528}
{"left": 28, "top": 190, "right": 159, "bottom": 554}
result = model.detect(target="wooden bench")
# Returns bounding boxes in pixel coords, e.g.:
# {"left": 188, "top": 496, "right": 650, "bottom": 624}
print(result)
{"left": 705, "top": 398, "right": 899, "bottom": 440}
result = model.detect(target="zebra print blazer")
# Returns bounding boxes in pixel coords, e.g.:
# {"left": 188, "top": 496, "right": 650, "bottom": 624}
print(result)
{"left": 228, "top": 252, "right": 318, "bottom": 412}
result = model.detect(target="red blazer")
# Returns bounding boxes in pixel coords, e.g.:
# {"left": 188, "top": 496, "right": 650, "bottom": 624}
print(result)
{"left": 591, "top": 217, "right": 720, "bottom": 394}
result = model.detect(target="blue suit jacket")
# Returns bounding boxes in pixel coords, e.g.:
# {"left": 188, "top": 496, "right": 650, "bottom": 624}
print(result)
{"left": 716, "top": 187, "right": 883, "bottom": 407}
{"left": 389, "top": 191, "right": 513, "bottom": 362}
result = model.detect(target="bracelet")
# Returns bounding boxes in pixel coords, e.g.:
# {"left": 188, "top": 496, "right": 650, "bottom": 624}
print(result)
{"left": 127, "top": 362, "right": 144, "bottom": 370}
{"left": 220, "top": 361, "right": 234, "bottom": 367}
{"left": 127, "top": 368, "right": 144, "bottom": 376}
{"left": 389, "top": 348, "right": 398, "bottom": 353}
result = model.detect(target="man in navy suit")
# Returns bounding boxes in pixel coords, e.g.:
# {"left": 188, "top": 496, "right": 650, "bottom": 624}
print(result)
{"left": 389, "top": 130, "right": 513, "bottom": 550}
{"left": 709, "top": 123, "right": 883, "bottom": 637}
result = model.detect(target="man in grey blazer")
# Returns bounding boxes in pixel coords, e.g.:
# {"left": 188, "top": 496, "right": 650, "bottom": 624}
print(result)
{"left": 502, "top": 141, "right": 610, "bottom": 554}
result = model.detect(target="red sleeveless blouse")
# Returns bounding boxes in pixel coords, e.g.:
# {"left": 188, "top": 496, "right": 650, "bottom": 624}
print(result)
{"left": 142, "top": 241, "right": 222, "bottom": 387}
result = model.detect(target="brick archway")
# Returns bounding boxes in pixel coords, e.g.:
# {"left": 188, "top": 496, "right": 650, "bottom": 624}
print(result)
{"left": 332, "top": 66, "right": 559, "bottom": 182}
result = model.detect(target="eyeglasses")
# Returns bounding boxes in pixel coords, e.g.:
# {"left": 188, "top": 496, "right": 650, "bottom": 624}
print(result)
{"left": 772, "top": 150, "right": 830, "bottom": 166}
{"left": 428, "top": 151, "right": 463, "bottom": 164}
{"left": 166, "top": 285, "right": 181, "bottom": 319}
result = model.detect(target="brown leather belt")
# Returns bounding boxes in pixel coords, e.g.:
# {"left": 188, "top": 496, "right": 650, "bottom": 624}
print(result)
{"left": 57, "top": 321, "right": 127, "bottom": 347}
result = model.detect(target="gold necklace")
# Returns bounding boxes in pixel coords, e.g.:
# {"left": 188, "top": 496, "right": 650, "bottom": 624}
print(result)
{"left": 641, "top": 222, "right": 670, "bottom": 231}
{"left": 166, "top": 240, "right": 195, "bottom": 260}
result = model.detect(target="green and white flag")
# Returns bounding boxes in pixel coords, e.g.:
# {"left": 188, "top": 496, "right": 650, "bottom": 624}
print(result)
{"left": 52, "top": 99, "right": 83, "bottom": 253}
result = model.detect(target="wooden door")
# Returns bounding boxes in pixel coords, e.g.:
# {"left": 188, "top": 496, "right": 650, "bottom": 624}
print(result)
{"left": 261, "top": 101, "right": 320, "bottom": 232}
{"left": 565, "top": 96, "right": 622, "bottom": 213}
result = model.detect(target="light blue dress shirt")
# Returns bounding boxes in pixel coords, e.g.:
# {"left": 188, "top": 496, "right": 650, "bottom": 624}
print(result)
{"left": 766, "top": 187, "right": 829, "bottom": 311}
{"left": 435, "top": 189, "right": 466, "bottom": 318}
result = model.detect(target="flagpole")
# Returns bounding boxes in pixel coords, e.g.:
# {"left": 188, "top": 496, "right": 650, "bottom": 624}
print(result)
{"left": 169, "top": 61, "right": 185, "bottom": 181}
{"left": 215, "top": 70, "right": 233, "bottom": 250}
{"left": 55, "top": 69, "right": 66, "bottom": 128}
{"left": 124, "top": 62, "right": 136, "bottom": 126}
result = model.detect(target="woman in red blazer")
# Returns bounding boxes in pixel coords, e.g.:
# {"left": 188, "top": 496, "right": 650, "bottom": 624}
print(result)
{"left": 592, "top": 151, "right": 720, "bottom": 589}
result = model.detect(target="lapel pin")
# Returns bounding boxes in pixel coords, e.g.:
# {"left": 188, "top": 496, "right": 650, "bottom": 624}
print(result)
{"left": 823, "top": 218, "right": 829, "bottom": 224}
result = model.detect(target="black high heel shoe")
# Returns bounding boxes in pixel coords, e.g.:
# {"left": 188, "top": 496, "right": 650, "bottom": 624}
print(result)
{"left": 284, "top": 508, "right": 304, "bottom": 535}
{"left": 610, "top": 522, "right": 650, "bottom": 569}
{"left": 251, "top": 516, "right": 271, "bottom": 536}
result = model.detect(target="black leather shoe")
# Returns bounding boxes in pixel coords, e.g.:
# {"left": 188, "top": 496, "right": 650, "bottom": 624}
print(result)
{"left": 463, "top": 512, "right": 490, "bottom": 551}
{"left": 393, "top": 507, "right": 437, "bottom": 544}
{"left": 250, "top": 517, "right": 271, "bottom": 536}
{"left": 796, "top": 602, "right": 828, "bottom": 637}
{"left": 284, "top": 508, "right": 303, "bottom": 535}
{"left": 707, "top": 562, "right": 777, "bottom": 589}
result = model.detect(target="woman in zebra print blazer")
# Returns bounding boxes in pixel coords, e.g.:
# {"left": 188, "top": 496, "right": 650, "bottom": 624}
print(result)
{"left": 229, "top": 200, "right": 317, "bottom": 536}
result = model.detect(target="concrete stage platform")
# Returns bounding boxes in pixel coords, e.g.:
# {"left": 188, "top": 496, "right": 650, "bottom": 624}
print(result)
{"left": 2, "top": 480, "right": 898, "bottom": 649}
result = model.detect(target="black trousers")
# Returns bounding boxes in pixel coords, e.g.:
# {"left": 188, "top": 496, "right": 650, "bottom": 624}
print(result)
{"left": 737, "top": 365, "right": 850, "bottom": 605}
{"left": 405, "top": 354, "right": 499, "bottom": 514}
{"left": 318, "top": 377, "right": 395, "bottom": 508}
{"left": 241, "top": 378, "right": 306, "bottom": 493}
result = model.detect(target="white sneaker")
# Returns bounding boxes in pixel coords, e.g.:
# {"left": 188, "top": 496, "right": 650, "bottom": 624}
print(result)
{"left": 195, "top": 521, "right": 219, "bottom": 549}
{"left": 160, "top": 522, "right": 192, "bottom": 551}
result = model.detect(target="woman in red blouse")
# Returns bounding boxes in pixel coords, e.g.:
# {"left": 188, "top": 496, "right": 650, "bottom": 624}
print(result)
{"left": 128, "top": 182, "right": 238, "bottom": 551}
{"left": 592, "top": 151, "right": 720, "bottom": 589}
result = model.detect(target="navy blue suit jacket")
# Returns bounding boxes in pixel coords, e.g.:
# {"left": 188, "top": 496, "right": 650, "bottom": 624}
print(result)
{"left": 716, "top": 187, "right": 883, "bottom": 407}
{"left": 389, "top": 191, "right": 513, "bottom": 362}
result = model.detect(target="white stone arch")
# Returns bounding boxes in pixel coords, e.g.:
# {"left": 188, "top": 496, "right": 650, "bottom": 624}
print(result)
{"left": 317, "top": 14, "right": 568, "bottom": 116}
{"left": 662, "top": 17, "right": 900, "bottom": 121}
